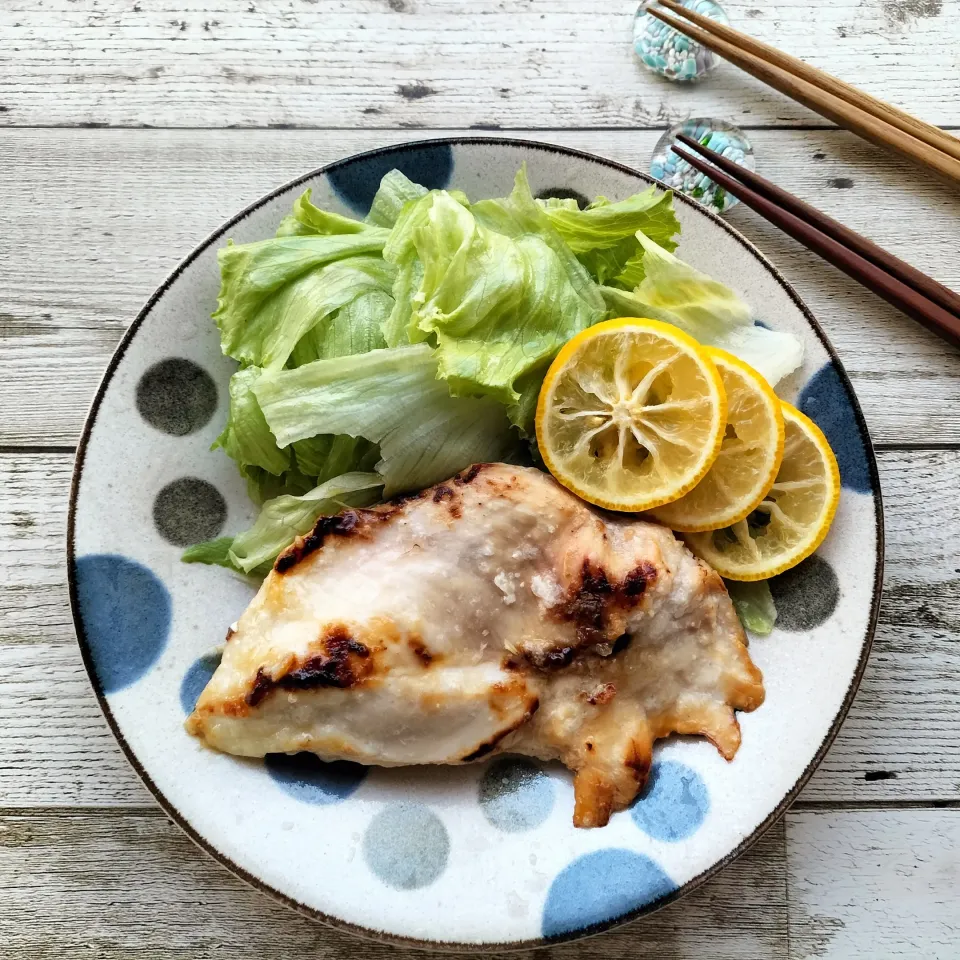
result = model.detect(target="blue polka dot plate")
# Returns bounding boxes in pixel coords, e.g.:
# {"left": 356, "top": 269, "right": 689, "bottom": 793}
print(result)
{"left": 68, "top": 138, "right": 882, "bottom": 949}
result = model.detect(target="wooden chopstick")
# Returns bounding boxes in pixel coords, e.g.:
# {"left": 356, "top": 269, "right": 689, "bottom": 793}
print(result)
{"left": 667, "top": 140, "right": 960, "bottom": 347}
{"left": 646, "top": 4, "right": 960, "bottom": 185}
{"left": 675, "top": 133, "right": 960, "bottom": 320}
{"left": 656, "top": 0, "right": 960, "bottom": 166}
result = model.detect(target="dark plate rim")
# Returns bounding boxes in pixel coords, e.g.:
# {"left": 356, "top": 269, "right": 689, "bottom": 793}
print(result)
{"left": 66, "top": 135, "right": 884, "bottom": 952}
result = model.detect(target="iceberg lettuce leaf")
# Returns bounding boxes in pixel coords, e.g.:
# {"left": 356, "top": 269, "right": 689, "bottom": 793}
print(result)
{"left": 600, "top": 233, "right": 804, "bottom": 387}
{"left": 181, "top": 537, "right": 240, "bottom": 571}
{"left": 538, "top": 188, "right": 679, "bottom": 254}
{"left": 276, "top": 189, "right": 373, "bottom": 237}
{"left": 390, "top": 171, "right": 604, "bottom": 426}
{"left": 292, "top": 433, "right": 380, "bottom": 482}
{"left": 254, "top": 344, "right": 522, "bottom": 495}
{"left": 227, "top": 471, "right": 385, "bottom": 575}
{"left": 725, "top": 579, "right": 778, "bottom": 636}
{"left": 288, "top": 287, "right": 392, "bottom": 366}
{"left": 471, "top": 168, "right": 604, "bottom": 315}
{"left": 365, "top": 169, "right": 430, "bottom": 228}
{"left": 213, "top": 366, "right": 290, "bottom": 476}
{"left": 214, "top": 236, "right": 392, "bottom": 368}
{"left": 537, "top": 189, "right": 680, "bottom": 287}
{"left": 240, "top": 463, "right": 316, "bottom": 506}
{"left": 286, "top": 287, "right": 390, "bottom": 481}
{"left": 184, "top": 472, "right": 385, "bottom": 578}
{"left": 382, "top": 256, "right": 424, "bottom": 347}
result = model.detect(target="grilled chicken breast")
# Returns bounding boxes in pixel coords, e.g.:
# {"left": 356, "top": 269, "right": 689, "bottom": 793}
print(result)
{"left": 187, "top": 463, "right": 764, "bottom": 827}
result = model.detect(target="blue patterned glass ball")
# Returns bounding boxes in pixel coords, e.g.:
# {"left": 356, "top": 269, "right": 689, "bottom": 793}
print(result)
{"left": 650, "top": 118, "right": 755, "bottom": 214}
{"left": 634, "top": 1, "right": 730, "bottom": 82}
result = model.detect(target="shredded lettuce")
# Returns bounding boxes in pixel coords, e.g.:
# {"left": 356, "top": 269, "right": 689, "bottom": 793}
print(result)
{"left": 254, "top": 344, "right": 522, "bottom": 495}
{"left": 599, "top": 232, "right": 804, "bottom": 387}
{"left": 725, "top": 579, "right": 778, "bottom": 636}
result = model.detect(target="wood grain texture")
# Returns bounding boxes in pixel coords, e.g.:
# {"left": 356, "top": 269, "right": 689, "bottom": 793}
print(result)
{"left": 1, "top": 0, "right": 959, "bottom": 130}
{"left": 3, "top": 127, "right": 960, "bottom": 446}
{"left": 2, "top": 449, "right": 958, "bottom": 806}
{"left": 0, "top": 453, "right": 72, "bottom": 648}
{"left": 1, "top": 811, "right": 787, "bottom": 959}
{"left": 787, "top": 810, "right": 960, "bottom": 959}
{"left": 4, "top": 809, "right": 959, "bottom": 959}
{"left": 804, "top": 447, "right": 960, "bottom": 802}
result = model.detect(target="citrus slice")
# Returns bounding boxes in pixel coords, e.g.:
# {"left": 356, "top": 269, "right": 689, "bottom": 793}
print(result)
{"left": 535, "top": 317, "right": 727, "bottom": 512}
{"left": 649, "top": 347, "right": 785, "bottom": 532}
{"left": 683, "top": 403, "right": 841, "bottom": 581}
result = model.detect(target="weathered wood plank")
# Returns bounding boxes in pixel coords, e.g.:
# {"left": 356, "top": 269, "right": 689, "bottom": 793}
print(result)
{"left": 2, "top": 448, "right": 958, "bottom": 806}
{"left": 0, "top": 810, "right": 788, "bottom": 959}
{"left": 4, "top": 808, "right": 958, "bottom": 959}
{"left": 802, "top": 447, "right": 960, "bottom": 803}
{"left": 1, "top": 0, "right": 959, "bottom": 129}
{"left": 786, "top": 810, "right": 960, "bottom": 959}
{"left": 0, "top": 644, "right": 149, "bottom": 805}
{"left": 3, "top": 127, "right": 960, "bottom": 446}
{"left": 0, "top": 453, "right": 74, "bottom": 648}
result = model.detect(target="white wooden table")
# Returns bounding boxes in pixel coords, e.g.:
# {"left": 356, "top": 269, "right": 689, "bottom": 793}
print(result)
{"left": 2, "top": 2, "right": 960, "bottom": 956}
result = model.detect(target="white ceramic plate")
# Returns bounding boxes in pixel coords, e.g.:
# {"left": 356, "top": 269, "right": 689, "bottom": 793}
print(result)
{"left": 68, "top": 138, "right": 882, "bottom": 949}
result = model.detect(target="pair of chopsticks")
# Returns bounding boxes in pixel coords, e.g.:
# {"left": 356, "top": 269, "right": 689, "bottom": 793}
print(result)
{"left": 648, "top": 0, "right": 960, "bottom": 185}
{"left": 670, "top": 134, "right": 960, "bottom": 347}
{"left": 645, "top": 0, "right": 960, "bottom": 347}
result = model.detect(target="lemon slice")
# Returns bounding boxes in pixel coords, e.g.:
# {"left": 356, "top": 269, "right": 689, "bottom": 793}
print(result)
{"left": 535, "top": 317, "right": 727, "bottom": 512}
{"left": 649, "top": 347, "right": 785, "bottom": 532}
{"left": 683, "top": 403, "right": 840, "bottom": 581}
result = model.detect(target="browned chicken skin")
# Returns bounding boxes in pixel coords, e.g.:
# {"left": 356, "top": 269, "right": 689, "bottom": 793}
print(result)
{"left": 187, "top": 463, "right": 764, "bottom": 827}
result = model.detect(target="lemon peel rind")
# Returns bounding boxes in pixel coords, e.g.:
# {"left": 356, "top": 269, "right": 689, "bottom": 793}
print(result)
{"left": 652, "top": 347, "right": 786, "bottom": 532}
{"left": 684, "top": 402, "right": 841, "bottom": 581}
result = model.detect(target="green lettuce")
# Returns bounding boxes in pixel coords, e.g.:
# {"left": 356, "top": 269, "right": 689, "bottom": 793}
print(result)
{"left": 365, "top": 169, "right": 430, "bottom": 228}
{"left": 599, "top": 232, "right": 804, "bottom": 387}
{"left": 276, "top": 189, "right": 373, "bottom": 238}
{"left": 725, "top": 579, "right": 778, "bottom": 636}
{"left": 538, "top": 188, "right": 679, "bottom": 253}
{"left": 181, "top": 537, "right": 237, "bottom": 570}
{"left": 214, "top": 238, "right": 393, "bottom": 368}
{"left": 190, "top": 168, "right": 823, "bottom": 586}
{"left": 254, "top": 344, "right": 523, "bottom": 495}
{"left": 241, "top": 464, "right": 316, "bottom": 506}
{"left": 213, "top": 367, "right": 290, "bottom": 476}
{"left": 183, "top": 472, "right": 384, "bottom": 578}
{"left": 214, "top": 286, "right": 391, "bottom": 484}
{"left": 229, "top": 472, "right": 384, "bottom": 575}
{"left": 292, "top": 433, "right": 380, "bottom": 483}
{"left": 381, "top": 257, "right": 424, "bottom": 348}
{"left": 286, "top": 285, "right": 392, "bottom": 485}
{"left": 539, "top": 188, "right": 681, "bottom": 286}
{"left": 289, "top": 287, "right": 391, "bottom": 366}
{"left": 382, "top": 169, "right": 604, "bottom": 430}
